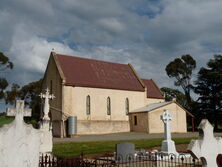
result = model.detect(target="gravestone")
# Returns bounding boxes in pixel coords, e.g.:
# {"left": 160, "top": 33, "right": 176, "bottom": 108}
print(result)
{"left": 116, "top": 142, "right": 135, "bottom": 162}
{"left": 39, "top": 88, "right": 54, "bottom": 153}
{"left": 187, "top": 119, "right": 222, "bottom": 167}
{"left": 160, "top": 109, "right": 178, "bottom": 155}
{"left": 0, "top": 100, "right": 41, "bottom": 167}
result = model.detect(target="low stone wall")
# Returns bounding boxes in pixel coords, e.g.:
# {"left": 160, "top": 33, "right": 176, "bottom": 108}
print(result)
{"left": 77, "top": 120, "right": 130, "bottom": 135}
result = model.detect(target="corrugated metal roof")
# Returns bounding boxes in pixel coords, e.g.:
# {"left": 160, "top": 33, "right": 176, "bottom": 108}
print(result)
{"left": 131, "top": 101, "right": 172, "bottom": 113}
{"left": 142, "top": 79, "right": 164, "bottom": 99}
{"left": 55, "top": 53, "right": 145, "bottom": 91}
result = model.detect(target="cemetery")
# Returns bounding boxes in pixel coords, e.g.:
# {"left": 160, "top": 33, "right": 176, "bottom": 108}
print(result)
{"left": 0, "top": 89, "right": 221, "bottom": 167}
{"left": 0, "top": 89, "right": 222, "bottom": 167}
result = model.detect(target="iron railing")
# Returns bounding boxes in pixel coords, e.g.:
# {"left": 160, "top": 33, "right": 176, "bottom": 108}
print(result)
{"left": 39, "top": 152, "right": 202, "bottom": 167}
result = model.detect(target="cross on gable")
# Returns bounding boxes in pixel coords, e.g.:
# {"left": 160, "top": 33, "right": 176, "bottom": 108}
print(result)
{"left": 7, "top": 100, "right": 32, "bottom": 117}
{"left": 187, "top": 119, "right": 222, "bottom": 167}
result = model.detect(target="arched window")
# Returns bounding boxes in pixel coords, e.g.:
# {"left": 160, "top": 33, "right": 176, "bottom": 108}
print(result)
{"left": 125, "top": 98, "right": 129, "bottom": 115}
{"left": 107, "top": 97, "right": 111, "bottom": 115}
{"left": 86, "top": 95, "right": 90, "bottom": 115}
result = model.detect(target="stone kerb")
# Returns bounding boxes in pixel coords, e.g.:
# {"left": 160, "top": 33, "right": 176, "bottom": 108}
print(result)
{"left": 187, "top": 119, "right": 222, "bottom": 167}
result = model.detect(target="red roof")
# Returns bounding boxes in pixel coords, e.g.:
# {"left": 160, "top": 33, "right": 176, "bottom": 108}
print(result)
{"left": 54, "top": 53, "right": 145, "bottom": 91}
{"left": 142, "top": 79, "right": 164, "bottom": 99}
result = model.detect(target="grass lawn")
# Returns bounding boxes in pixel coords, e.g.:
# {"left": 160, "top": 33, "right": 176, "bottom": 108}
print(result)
{"left": 53, "top": 138, "right": 194, "bottom": 157}
{"left": 0, "top": 115, "right": 14, "bottom": 127}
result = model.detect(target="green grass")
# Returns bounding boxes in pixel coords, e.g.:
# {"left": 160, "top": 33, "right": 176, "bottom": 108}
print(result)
{"left": 0, "top": 116, "right": 14, "bottom": 127}
{"left": 53, "top": 138, "right": 194, "bottom": 157}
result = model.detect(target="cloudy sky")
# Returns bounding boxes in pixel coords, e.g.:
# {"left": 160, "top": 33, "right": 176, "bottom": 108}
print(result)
{"left": 1, "top": 0, "right": 222, "bottom": 91}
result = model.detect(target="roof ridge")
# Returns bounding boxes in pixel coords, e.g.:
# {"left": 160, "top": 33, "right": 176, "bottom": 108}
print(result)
{"left": 56, "top": 53, "right": 128, "bottom": 66}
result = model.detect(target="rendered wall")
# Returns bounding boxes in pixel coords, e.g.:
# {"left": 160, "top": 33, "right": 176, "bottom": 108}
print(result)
{"left": 63, "top": 86, "right": 146, "bottom": 134}
{"left": 148, "top": 103, "right": 187, "bottom": 133}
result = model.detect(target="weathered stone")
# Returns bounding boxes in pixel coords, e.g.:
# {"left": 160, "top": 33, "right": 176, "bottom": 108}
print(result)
{"left": 0, "top": 100, "right": 41, "bottom": 167}
{"left": 187, "top": 119, "right": 222, "bottom": 167}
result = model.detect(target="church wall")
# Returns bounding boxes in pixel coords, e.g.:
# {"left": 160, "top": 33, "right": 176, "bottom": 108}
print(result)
{"left": 42, "top": 55, "right": 63, "bottom": 137}
{"left": 129, "top": 113, "right": 149, "bottom": 133}
{"left": 62, "top": 86, "right": 146, "bottom": 134}
{"left": 148, "top": 103, "right": 187, "bottom": 133}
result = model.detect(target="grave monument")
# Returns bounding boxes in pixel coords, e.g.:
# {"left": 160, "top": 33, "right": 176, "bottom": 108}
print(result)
{"left": 39, "top": 88, "right": 54, "bottom": 154}
{"left": 116, "top": 142, "right": 135, "bottom": 162}
{"left": 0, "top": 100, "right": 41, "bottom": 167}
{"left": 187, "top": 119, "right": 222, "bottom": 167}
{"left": 160, "top": 109, "right": 178, "bottom": 155}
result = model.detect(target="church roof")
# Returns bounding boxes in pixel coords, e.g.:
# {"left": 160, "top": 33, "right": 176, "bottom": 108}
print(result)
{"left": 132, "top": 101, "right": 172, "bottom": 113}
{"left": 142, "top": 79, "right": 164, "bottom": 99}
{"left": 53, "top": 53, "right": 145, "bottom": 91}
{"left": 130, "top": 101, "right": 194, "bottom": 117}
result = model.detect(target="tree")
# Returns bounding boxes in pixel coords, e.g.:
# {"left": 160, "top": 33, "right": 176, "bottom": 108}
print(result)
{"left": 0, "top": 52, "right": 13, "bottom": 100}
{"left": 194, "top": 55, "right": 222, "bottom": 131}
{"left": 165, "top": 55, "right": 196, "bottom": 108}
{"left": 160, "top": 87, "right": 188, "bottom": 109}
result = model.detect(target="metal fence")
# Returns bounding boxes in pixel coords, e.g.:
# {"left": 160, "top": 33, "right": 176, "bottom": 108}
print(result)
{"left": 39, "top": 152, "right": 202, "bottom": 167}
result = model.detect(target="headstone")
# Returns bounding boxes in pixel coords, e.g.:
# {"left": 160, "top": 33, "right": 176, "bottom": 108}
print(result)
{"left": 7, "top": 102, "right": 32, "bottom": 117}
{"left": 160, "top": 109, "right": 178, "bottom": 155}
{"left": 116, "top": 142, "right": 135, "bottom": 162}
{"left": 39, "top": 88, "right": 54, "bottom": 153}
{"left": 0, "top": 100, "right": 41, "bottom": 167}
{"left": 187, "top": 119, "right": 222, "bottom": 167}
{"left": 39, "top": 88, "right": 55, "bottom": 120}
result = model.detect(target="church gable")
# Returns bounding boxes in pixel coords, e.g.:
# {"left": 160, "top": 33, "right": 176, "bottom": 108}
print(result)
{"left": 54, "top": 53, "right": 145, "bottom": 91}
{"left": 142, "top": 79, "right": 164, "bottom": 99}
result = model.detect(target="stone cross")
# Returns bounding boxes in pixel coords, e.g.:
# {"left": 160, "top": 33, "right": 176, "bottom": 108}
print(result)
{"left": 0, "top": 100, "right": 41, "bottom": 167}
{"left": 39, "top": 88, "right": 54, "bottom": 154}
{"left": 187, "top": 119, "right": 222, "bottom": 167}
{"left": 161, "top": 109, "right": 172, "bottom": 140}
{"left": 7, "top": 100, "right": 32, "bottom": 119}
{"left": 40, "top": 88, "right": 55, "bottom": 120}
{"left": 160, "top": 109, "right": 177, "bottom": 154}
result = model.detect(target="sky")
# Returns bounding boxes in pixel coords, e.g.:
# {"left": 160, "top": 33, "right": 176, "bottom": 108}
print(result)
{"left": 1, "top": 0, "right": 222, "bottom": 97}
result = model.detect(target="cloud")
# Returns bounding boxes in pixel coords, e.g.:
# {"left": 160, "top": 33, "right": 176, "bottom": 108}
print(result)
{"left": 1, "top": 0, "right": 222, "bottom": 92}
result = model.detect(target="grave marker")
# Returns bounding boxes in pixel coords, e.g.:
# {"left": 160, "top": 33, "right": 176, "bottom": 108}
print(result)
{"left": 7, "top": 100, "right": 32, "bottom": 117}
{"left": 39, "top": 88, "right": 54, "bottom": 153}
{"left": 187, "top": 119, "right": 222, "bottom": 167}
{"left": 0, "top": 100, "right": 41, "bottom": 167}
{"left": 116, "top": 142, "right": 135, "bottom": 162}
{"left": 160, "top": 109, "right": 178, "bottom": 155}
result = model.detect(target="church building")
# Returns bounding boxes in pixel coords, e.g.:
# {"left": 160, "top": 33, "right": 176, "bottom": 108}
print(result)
{"left": 42, "top": 52, "right": 193, "bottom": 137}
